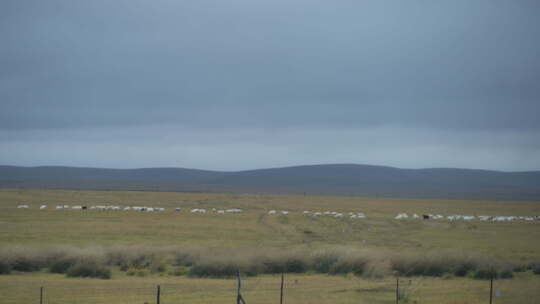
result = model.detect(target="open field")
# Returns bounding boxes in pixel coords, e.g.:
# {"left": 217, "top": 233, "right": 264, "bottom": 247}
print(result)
{"left": 1, "top": 189, "right": 539, "bottom": 303}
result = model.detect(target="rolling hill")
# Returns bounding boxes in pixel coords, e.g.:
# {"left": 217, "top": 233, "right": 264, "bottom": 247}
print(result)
{"left": 1, "top": 164, "right": 539, "bottom": 201}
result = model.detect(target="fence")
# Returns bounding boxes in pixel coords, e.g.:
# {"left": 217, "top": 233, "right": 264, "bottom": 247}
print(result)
{"left": 2, "top": 273, "right": 536, "bottom": 304}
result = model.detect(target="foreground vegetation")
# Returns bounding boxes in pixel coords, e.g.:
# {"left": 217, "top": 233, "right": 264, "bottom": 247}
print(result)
{"left": 1, "top": 189, "right": 539, "bottom": 302}
{"left": 2, "top": 245, "right": 538, "bottom": 280}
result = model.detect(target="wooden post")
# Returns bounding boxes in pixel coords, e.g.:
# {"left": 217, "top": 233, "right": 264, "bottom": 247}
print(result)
{"left": 40, "top": 286, "right": 43, "bottom": 304}
{"left": 280, "top": 273, "right": 284, "bottom": 304}
{"left": 489, "top": 277, "right": 493, "bottom": 304}
{"left": 237, "top": 271, "right": 247, "bottom": 304}
{"left": 156, "top": 285, "right": 160, "bottom": 304}
{"left": 396, "top": 276, "right": 399, "bottom": 304}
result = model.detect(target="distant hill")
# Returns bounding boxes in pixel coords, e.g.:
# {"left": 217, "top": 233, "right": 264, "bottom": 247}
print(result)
{"left": 1, "top": 164, "right": 539, "bottom": 201}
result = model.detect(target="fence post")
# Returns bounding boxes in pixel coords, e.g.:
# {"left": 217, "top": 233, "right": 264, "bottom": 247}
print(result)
{"left": 396, "top": 276, "right": 399, "bottom": 304}
{"left": 280, "top": 273, "right": 284, "bottom": 304}
{"left": 156, "top": 285, "right": 160, "bottom": 304}
{"left": 40, "top": 286, "right": 43, "bottom": 304}
{"left": 237, "top": 270, "right": 247, "bottom": 304}
{"left": 489, "top": 277, "right": 493, "bottom": 304}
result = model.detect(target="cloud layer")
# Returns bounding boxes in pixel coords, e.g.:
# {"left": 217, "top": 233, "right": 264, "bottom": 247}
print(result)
{"left": 1, "top": 0, "right": 539, "bottom": 170}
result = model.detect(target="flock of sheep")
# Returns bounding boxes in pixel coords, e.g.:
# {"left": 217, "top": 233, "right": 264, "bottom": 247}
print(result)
{"left": 280, "top": 210, "right": 368, "bottom": 219}
{"left": 394, "top": 213, "right": 540, "bottom": 222}
{"left": 14, "top": 205, "right": 539, "bottom": 223}
{"left": 16, "top": 204, "right": 244, "bottom": 214}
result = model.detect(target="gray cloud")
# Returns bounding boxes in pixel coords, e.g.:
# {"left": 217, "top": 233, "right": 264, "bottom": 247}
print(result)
{"left": 1, "top": 0, "right": 539, "bottom": 170}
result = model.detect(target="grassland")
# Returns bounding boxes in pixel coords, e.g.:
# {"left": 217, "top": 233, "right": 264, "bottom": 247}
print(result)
{"left": 1, "top": 189, "right": 539, "bottom": 303}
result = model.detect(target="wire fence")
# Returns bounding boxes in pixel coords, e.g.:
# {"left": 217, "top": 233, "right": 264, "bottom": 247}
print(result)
{"left": 2, "top": 273, "right": 538, "bottom": 304}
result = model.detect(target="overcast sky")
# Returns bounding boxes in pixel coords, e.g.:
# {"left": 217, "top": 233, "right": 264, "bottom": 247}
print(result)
{"left": 1, "top": 0, "right": 539, "bottom": 171}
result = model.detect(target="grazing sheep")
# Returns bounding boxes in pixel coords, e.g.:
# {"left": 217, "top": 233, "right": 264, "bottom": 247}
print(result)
{"left": 268, "top": 210, "right": 277, "bottom": 215}
{"left": 313, "top": 212, "right": 322, "bottom": 217}
{"left": 40, "top": 205, "right": 47, "bottom": 210}
{"left": 281, "top": 211, "right": 289, "bottom": 215}
{"left": 17, "top": 205, "right": 29, "bottom": 209}
{"left": 412, "top": 214, "right": 420, "bottom": 219}
{"left": 395, "top": 213, "right": 408, "bottom": 219}
{"left": 226, "top": 208, "right": 242, "bottom": 213}
{"left": 217, "top": 210, "right": 225, "bottom": 214}
{"left": 190, "top": 208, "right": 207, "bottom": 214}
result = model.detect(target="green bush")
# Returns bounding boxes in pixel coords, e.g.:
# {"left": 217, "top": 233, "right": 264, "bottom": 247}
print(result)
{"left": 150, "top": 262, "right": 167, "bottom": 273}
{"left": 11, "top": 256, "right": 44, "bottom": 272}
{"left": 126, "top": 268, "right": 137, "bottom": 276}
{"left": 473, "top": 268, "right": 498, "bottom": 280}
{"left": 174, "top": 252, "right": 197, "bottom": 267}
{"left": 50, "top": 258, "right": 77, "bottom": 274}
{"left": 453, "top": 263, "right": 475, "bottom": 277}
{"left": 499, "top": 269, "right": 513, "bottom": 279}
{"left": 312, "top": 252, "right": 339, "bottom": 273}
{"left": 0, "top": 261, "right": 11, "bottom": 274}
{"left": 531, "top": 262, "right": 540, "bottom": 275}
{"left": 66, "top": 262, "right": 111, "bottom": 279}
{"left": 329, "top": 257, "right": 366, "bottom": 275}
{"left": 168, "top": 266, "right": 188, "bottom": 276}
{"left": 188, "top": 262, "right": 239, "bottom": 278}
{"left": 285, "top": 258, "right": 308, "bottom": 273}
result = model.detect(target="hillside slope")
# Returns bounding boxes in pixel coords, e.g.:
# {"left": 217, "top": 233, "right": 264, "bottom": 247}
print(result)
{"left": 1, "top": 164, "right": 539, "bottom": 200}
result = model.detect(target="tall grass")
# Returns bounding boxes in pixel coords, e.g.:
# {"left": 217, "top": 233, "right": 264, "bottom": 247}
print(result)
{"left": 0, "top": 246, "right": 534, "bottom": 280}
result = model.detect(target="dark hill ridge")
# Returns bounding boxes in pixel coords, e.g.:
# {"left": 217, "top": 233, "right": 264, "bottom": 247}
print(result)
{"left": 1, "top": 164, "right": 539, "bottom": 201}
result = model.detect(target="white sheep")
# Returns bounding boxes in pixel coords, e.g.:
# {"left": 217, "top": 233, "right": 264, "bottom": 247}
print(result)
{"left": 226, "top": 208, "right": 242, "bottom": 213}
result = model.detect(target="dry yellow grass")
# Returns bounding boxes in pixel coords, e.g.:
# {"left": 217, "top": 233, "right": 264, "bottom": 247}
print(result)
{"left": 0, "top": 271, "right": 539, "bottom": 304}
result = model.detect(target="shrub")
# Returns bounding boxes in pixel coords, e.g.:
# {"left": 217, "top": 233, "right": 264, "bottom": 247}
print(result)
{"left": 285, "top": 257, "right": 308, "bottom": 273}
{"left": 0, "top": 261, "right": 11, "bottom": 274}
{"left": 168, "top": 266, "right": 188, "bottom": 276}
{"left": 312, "top": 252, "right": 339, "bottom": 273}
{"left": 150, "top": 262, "right": 167, "bottom": 273}
{"left": 174, "top": 252, "right": 197, "bottom": 267}
{"left": 362, "top": 260, "right": 391, "bottom": 279}
{"left": 126, "top": 268, "right": 137, "bottom": 276}
{"left": 499, "top": 269, "right": 513, "bottom": 279}
{"left": 66, "top": 262, "right": 111, "bottom": 279}
{"left": 473, "top": 268, "right": 498, "bottom": 280}
{"left": 188, "top": 262, "right": 239, "bottom": 278}
{"left": 136, "top": 270, "right": 148, "bottom": 277}
{"left": 453, "top": 263, "right": 476, "bottom": 277}
{"left": 531, "top": 262, "right": 540, "bottom": 275}
{"left": 119, "top": 263, "right": 130, "bottom": 272}
{"left": 329, "top": 256, "right": 367, "bottom": 275}
{"left": 50, "top": 258, "right": 77, "bottom": 274}
{"left": 12, "top": 256, "right": 43, "bottom": 272}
